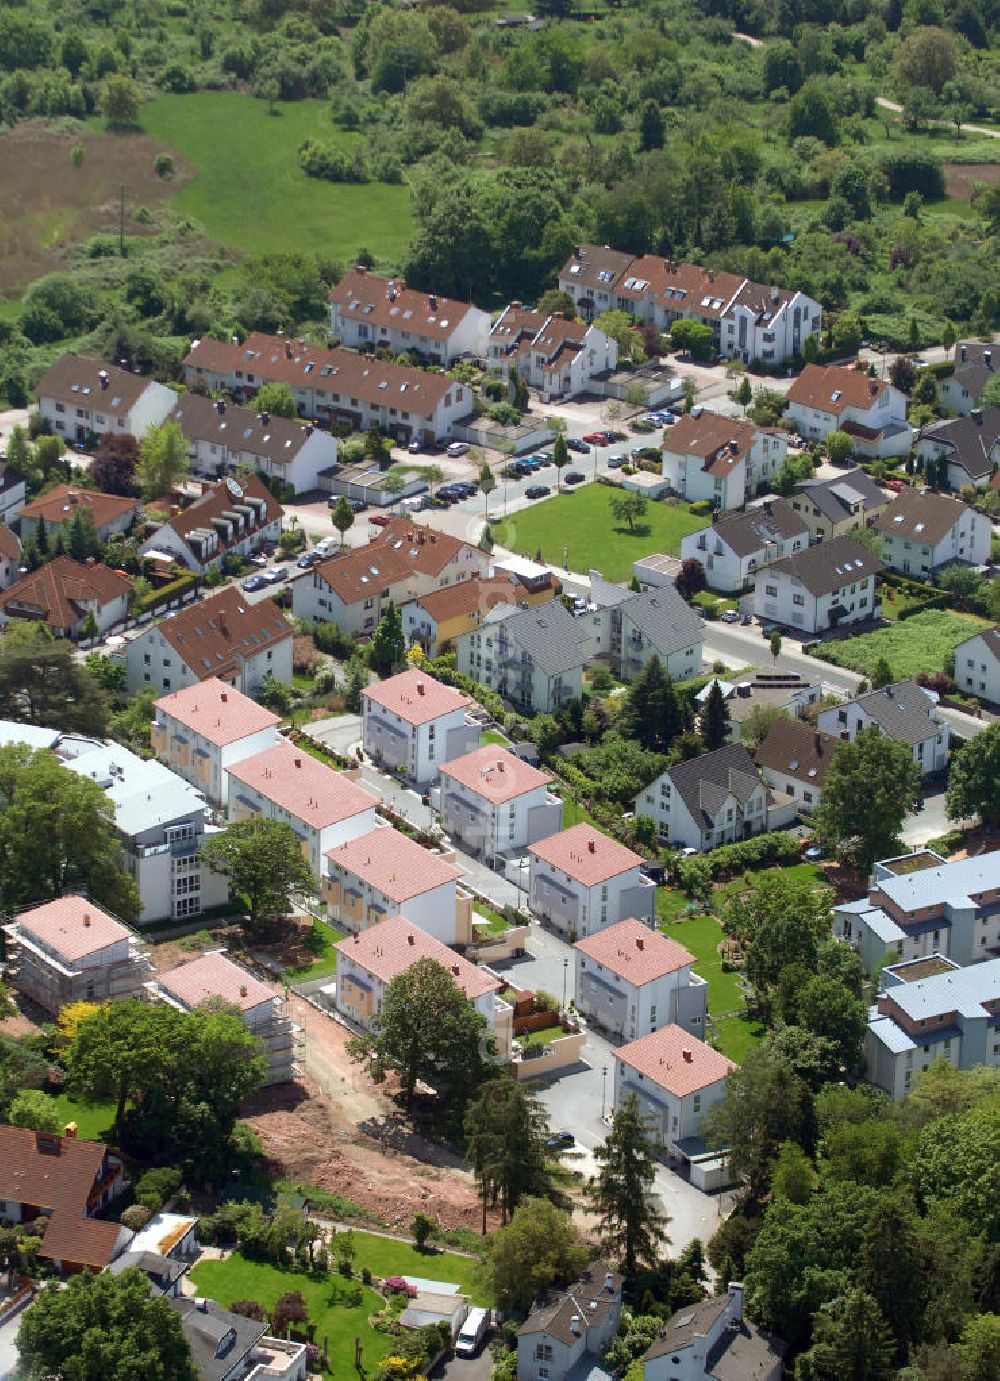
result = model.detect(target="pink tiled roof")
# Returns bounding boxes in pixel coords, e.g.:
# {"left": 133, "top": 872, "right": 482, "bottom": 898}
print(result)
{"left": 156, "top": 950, "right": 274, "bottom": 1012}
{"left": 15, "top": 895, "right": 134, "bottom": 964}
{"left": 362, "top": 667, "right": 469, "bottom": 727}
{"left": 574, "top": 919, "right": 695, "bottom": 986}
{"left": 227, "top": 740, "right": 377, "bottom": 828}
{"left": 325, "top": 825, "right": 460, "bottom": 902}
{"left": 616, "top": 1024, "right": 736, "bottom": 1096}
{"left": 335, "top": 915, "right": 500, "bottom": 999}
{"left": 439, "top": 745, "right": 552, "bottom": 805}
{"left": 528, "top": 823, "right": 644, "bottom": 887}
{"left": 155, "top": 678, "right": 280, "bottom": 747}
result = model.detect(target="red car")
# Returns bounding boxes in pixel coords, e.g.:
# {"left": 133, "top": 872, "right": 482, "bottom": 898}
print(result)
{"left": 582, "top": 431, "right": 608, "bottom": 445}
{"left": 369, "top": 514, "right": 391, "bottom": 527}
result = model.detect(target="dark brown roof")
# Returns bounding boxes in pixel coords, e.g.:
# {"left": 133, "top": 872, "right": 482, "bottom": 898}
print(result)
{"left": 315, "top": 517, "right": 482, "bottom": 606}
{"left": 957, "top": 623, "right": 1000, "bottom": 661}
{"left": 921, "top": 407, "right": 1000, "bottom": 482}
{"left": 155, "top": 473, "right": 282, "bottom": 562}
{"left": 873, "top": 488, "right": 978, "bottom": 545}
{"left": 707, "top": 500, "right": 808, "bottom": 558}
{"left": 786, "top": 363, "right": 889, "bottom": 414}
{"left": 663, "top": 411, "right": 761, "bottom": 477}
{"left": 170, "top": 393, "right": 319, "bottom": 469}
{"left": 0, "top": 556, "right": 130, "bottom": 632}
{"left": 953, "top": 340, "right": 997, "bottom": 399}
{"left": 19, "top": 485, "right": 139, "bottom": 533}
{"left": 34, "top": 355, "right": 154, "bottom": 417}
{"left": 754, "top": 718, "right": 838, "bottom": 788}
{"left": 764, "top": 534, "right": 882, "bottom": 597}
{"left": 331, "top": 270, "right": 478, "bottom": 341}
{"left": 644, "top": 1294, "right": 787, "bottom": 1379}
{"left": 560, "top": 244, "right": 635, "bottom": 294}
{"left": 154, "top": 586, "right": 292, "bottom": 681}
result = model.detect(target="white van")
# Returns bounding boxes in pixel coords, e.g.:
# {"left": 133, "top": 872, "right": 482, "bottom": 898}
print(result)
{"left": 400, "top": 496, "right": 423, "bottom": 514}
{"left": 455, "top": 1306, "right": 490, "bottom": 1357}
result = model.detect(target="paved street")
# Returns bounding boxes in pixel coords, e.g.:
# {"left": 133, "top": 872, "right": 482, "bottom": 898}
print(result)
{"left": 431, "top": 1348, "right": 493, "bottom": 1381}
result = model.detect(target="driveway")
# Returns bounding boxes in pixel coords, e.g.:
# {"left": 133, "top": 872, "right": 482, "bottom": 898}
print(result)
{"left": 431, "top": 1347, "right": 494, "bottom": 1381}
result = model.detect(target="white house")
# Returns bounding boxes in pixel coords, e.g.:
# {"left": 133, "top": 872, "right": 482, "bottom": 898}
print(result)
{"left": 573, "top": 918, "right": 707, "bottom": 1042}
{"left": 753, "top": 718, "right": 839, "bottom": 817}
{"left": 866, "top": 955, "right": 1000, "bottom": 1100}
{"left": 753, "top": 534, "right": 882, "bottom": 634}
{"left": 322, "top": 822, "right": 469, "bottom": 945}
{"left": 585, "top": 572, "right": 704, "bottom": 682}
{"left": 0, "top": 556, "right": 130, "bottom": 639}
{"left": 361, "top": 666, "right": 479, "bottom": 785}
{"left": 171, "top": 393, "right": 338, "bottom": 495}
{"left": 872, "top": 488, "right": 991, "bottom": 576}
{"left": 35, "top": 355, "right": 176, "bottom": 445}
{"left": 939, "top": 340, "right": 997, "bottom": 415}
{"left": 455, "top": 602, "right": 590, "bottom": 714}
{"left": 0, "top": 460, "right": 27, "bottom": 526}
{"left": 227, "top": 738, "right": 379, "bottom": 878}
{"left": 151, "top": 678, "right": 282, "bottom": 807}
{"left": 517, "top": 1263, "right": 623, "bottom": 1381}
{"left": 680, "top": 499, "right": 809, "bottom": 593}
{"left": 528, "top": 823, "right": 655, "bottom": 939}
{"left": 784, "top": 364, "right": 913, "bottom": 459}
{"left": 124, "top": 587, "right": 293, "bottom": 697}
{"left": 488, "top": 305, "right": 618, "bottom": 401}
{"left": 402, "top": 572, "right": 552, "bottom": 657}
{"left": 436, "top": 745, "right": 563, "bottom": 857}
{"left": 148, "top": 950, "right": 301, "bottom": 1084}
{"left": 139, "top": 473, "right": 283, "bottom": 575}
{"left": 183, "top": 333, "right": 473, "bottom": 447}
{"left": 333, "top": 915, "right": 513, "bottom": 1062}
{"left": 2, "top": 894, "right": 151, "bottom": 1016}
{"left": 787, "top": 468, "right": 888, "bottom": 542}
{"left": 661, "top": 412, "right": 787, "bottom": 510}
{"left": 954, "top": 624, "right": 1000, "bottom": 704}
{"left": 917, "top": 407, "right": 1000, "bottom": 490}
{"left": 817, "top": 679, "right": 949, "bottom": 778}
{"left": 330, "top": 268, "right": 490, "bottom": 363}
{"left": 293, "top": 518, "right": 489, "bottom": 635}
{"left": 643, "top": 1285, "right": 786, "bottom": 1381}
{"left": 18, "top": 485, "right": 141, "bottom": 545}
{"left": 65, "top": 741, "right": 229, "bottom": 925}
{"left": 635, "top": 744, "right": 770, "bottom": 852}
{"left": 0, "top": 524, "right": 20, "bottom": 590}
{"left": 613, "top": 1025, "right": 736, "bottom": 1160}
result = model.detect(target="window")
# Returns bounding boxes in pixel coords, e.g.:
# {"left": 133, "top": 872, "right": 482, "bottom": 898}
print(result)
{"left": 693, "top": 1094, "right": 701, "bottom": 1113}
{"left": 534, "top": 1344, "right": 553, "bottom": 1362}
{"left": 765, "top": 584, "right": 778, "bottom": 597}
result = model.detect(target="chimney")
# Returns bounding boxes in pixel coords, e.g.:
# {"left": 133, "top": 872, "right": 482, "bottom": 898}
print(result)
{"left": 682, "top": 1048, "right": 693, "bottom": 1062}
{"left": 986, "top": 350, "right": 993, "bottom": 368}
{"left": 588, "top": 839, "right": 596, "bottom": 853}
{"left": 215, "top": 399, "right": 225, "bottom": 415}
{"left": 727, "top": 1282, "right": 745, "bottom": 1323}
{"left": 356, "top": 263, "right": 367, "bottom": 276}
{"left": 63, "top": 1122, "right": 78, "bottom": 1139}
{"left": 451, "top": 963, "right": 460, "bottom": 975}
{"left": 971, "top": 408, "right": 983, "bottom": 424}
{"left": 636, "top": 936, "right": 644, "bottom": 951}
{"left": 284, "top": 341, "right": 292, "bottom": 359}
{"left": 294, "top": 756, "right": 302, "bottom": 767}
{"left": 261, "top": 411, "right": 270, "bottom": 426}
{"left": 605, "top": 1272, "right": 615, "bottom": 1293}
{"left": 83, "top": 913, "right": 91, "bottom": 927}
{"left": 407, "top": 933, "right": 415, "bottom": 945}
{"left": 416, "top": 682, "right": 425, "bottom": 696}
{"left": 195, "top": 1298, "right": 209, "bottom": 1313}
{"left": 98, "top": 370, "right": 109, "bottom": 391}
{"left": 220, "top": 691, "right": 228, "bottom": 702}
{"left": 570, "top": 1316, "right": 582, "bottom": 1336}
{"left": 574, "top": 245, "right": 582, "bottom": 259}
{"left": 231, "top": 334, "right": 239, "bottom": 346}
{"left": 961, "top": 345, "right": 967, "bottom": 362}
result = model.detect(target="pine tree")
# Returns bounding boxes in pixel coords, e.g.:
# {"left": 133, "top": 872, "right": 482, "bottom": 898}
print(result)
{"left": 464, "top": 1077, "right": 566, "bottom": 1232}
{"left": 35, "top": 515, "right": 48, "bottom": 555}
{"left": 370, "top": 602, "right": 405, "bottom": 676}
{"left": 587, "top": 1092, "right": 669, "bottom": 1277}
{"left": 799, "top": 1288, "right": 895, "bottom": 1381}
{"left": 68, "top": 510, "right": 88, "bottom": 562}
{"left": 701, "top": 679, "right": 730, "bottom": 750}
{"left": 552, "top": 433, "right": 569, "bottom": 490}
{"left": 620, "top": 656, "right": 689, "bottom": 752}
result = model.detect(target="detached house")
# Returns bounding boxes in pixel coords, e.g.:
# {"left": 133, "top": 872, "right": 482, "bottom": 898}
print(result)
{"left": 785, "top": 364, "right": 912, "bottom": 459}
{"left": 613, "top": 1025, "right": 736, "bottom": 1166}
{"left": 661, "top": 412, "right": 787, "bottom": 511}
{"left": 954, "top": 624, "right": 1000, "bottom": 704}
{"left": 361, "top": 666, "right": 479, "bottom": 784}
{"left": 125, "top": 587, "right": 293, "bottom": 696}
{"left": 817, "top": 679, "right": 949, "bottom": 777}
{"left": 753, "top": 534, "right": 882, "bottom": 634}
{"left": 573, "top": 918, "right": 707, "bottom": 1042}
{"left": 488, "top": 305, "right": 618, "bottom": 400}
{"left": 330, "top": 268, "right": 490, "bottom": 363}
{"left": 139, "top": 474, "right": 283, "bottom": 575}
{"left": 437, "top": 745, "right": 562, "bottom": 856}
{"left": 754, "top": 718, "right": 839, "bottom": 816}
{"left": 917, "top": 406, "right": 1000, "bottom": 491}
{"left": 152, "top": 678, "right": 281, "bottom": 807}
{"left": 35, "top": 355, "right": 176, "bottom": 445}
{"left": 517, "top": 1262, "right": 623, "bottom": 1381}
{"left": 635, "top": 744, "right": 771, "bottom": 852}
{"left": 171, "top": 393, "right": 339, "bottom": 496}
{"left": 872, "top": 488, "right": 990, "bottom": 576}
{"left": 3, "top": 895, "right": 151, "bottom": 1016}
{"left": 0, "top": 524, "right": 21, "bottom": 589}
{"left": 18, "top": 485, "right": 141, "bottom": 545}
{"left": 585, "top": 571, "right": 704, "bottom": 682}
{"left": 788, "top": 468, "right": 888, "bottom": 542}
{"left": 939, "top": 340, "right": 997, "bottom": 415}
{"left": 0, "top": 556, "right": 130, "bottom": 638}
{"left": 0, "top": 459, "right": 27, "bottom": 526}
{"left": 643, "top": 1285, "right": 786, "bottom": 1381}
{"left": 680, "top": 499, "right": 809, "bottom": 593}
{"left": 455, "top": 601, "right": 590, "bottom": 713}
{"left": 528, "top": 823, "right": 655, "bottom": 938}
{"left": 170, "top": 1296, "right": 309, "bottom": 1381}
{"left": 403, "top": 573, "right": 552, "bottom": 657}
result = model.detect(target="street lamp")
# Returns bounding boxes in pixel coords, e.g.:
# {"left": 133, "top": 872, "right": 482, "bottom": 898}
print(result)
{"left": 601, "top": 1065, "right": 608, "bottom": 1120}
{"left": 562, "top": 957, "right": 568, "bottom": 1013}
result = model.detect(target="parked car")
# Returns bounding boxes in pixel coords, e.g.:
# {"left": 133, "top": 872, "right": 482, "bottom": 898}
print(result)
{"left": 566, "top": 437, "right": 590, "bottom": 454}
{"left": 297, "top": 551, "right": 323, "bottom": 569}
{"left": 248, "top": 553, "right": 268, "bottom": 568}
{"left": 525, "top": 485, "right": 551, "bottom": 500}
{"left": 370, "top": 513, "right": 391, "bottom": 526}
{"left": 455, "top": 1307, "right": 491, "bottom": 1359}
{"left": 721, "top": 609, "right": 739, "bottom": 623}
{"left": 607, "top": 454, "right": 625, "bottom": 469}
{"left": 546, "top": 1131, "right": 575, "bottom": 1149}
{"left": 564, "top": 470, "right": 585, "bottom": 485}
{"left": 241, "top": 573, "right": 268, "bottom": 592}
{"left": 605, "top": 429, "right": 627, "bottom": 442}
{"left": 446, "top": 441, "right": 469, "bottom": 456}
{"left": 265, "top": 566, "right": 288, "bottom": 585}
{"left": 582, "top": 431, "right": 605, "bottom": 445}
{"left": 407, "top": 440, "right": 421, "bottom": 454}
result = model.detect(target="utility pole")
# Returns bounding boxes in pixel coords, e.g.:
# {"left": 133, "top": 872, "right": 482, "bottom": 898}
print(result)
{"left": 119, "top": 184, "right": 126, "bottom": 258}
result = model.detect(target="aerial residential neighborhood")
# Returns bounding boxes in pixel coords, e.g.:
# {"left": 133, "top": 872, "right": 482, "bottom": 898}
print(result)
{"left": 0, "top": 4, "right": 999, "bottom": 1378}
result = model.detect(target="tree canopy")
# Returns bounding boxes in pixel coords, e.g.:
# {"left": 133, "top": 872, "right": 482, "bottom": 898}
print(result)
{"left": 813, "top": 727, "right": 920, "bottom": 872}
{"left": 946, "top": 724, "right": 1000, "bottom": 828}
{"left": 588, "top": 1092, "right": 669, "bottom": 1276}
{"left": 0, "top": 623, "right": 108, "bottom": 734}
{"left": 199, "top": 816, "right": 315, "bottom": 935}
{"left": 483, "top": 1196, "right": 589, "bottom": 1314}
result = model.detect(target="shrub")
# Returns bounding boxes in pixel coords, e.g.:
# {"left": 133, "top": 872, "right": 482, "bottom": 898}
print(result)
{"left": 675, "top": 831, "right": 803, "bottom": 890}
{"left": 411, "top": 1212, "right": 436, "bottom": 1250}
{"left": 153, "top": 152, "right": 174, "bottom": 178}
{"left": 298, "top": 139, "right": 368, "bottom": 183}
{"left": 120, "top": 1204, "right": 152, "bottom": 1232}
{"left": 135, "top": 1166, "right": 182, "bottom": 1213}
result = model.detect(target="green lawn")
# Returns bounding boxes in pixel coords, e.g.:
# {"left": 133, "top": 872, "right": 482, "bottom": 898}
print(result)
{"left": 481, "top": 729, "right": 509, "bottom": 748}
{"left": 45, "top": 1092, "right": 118, "bottom": 1143}
{"left": 141, "top": 93, "right": 412, "bottom": 265}
{"left": 350, "top": 1230, "right": 488, "bottom": 1305}
{"left": 656, "top": 906, "right": 745, "bottom": 1017}
{"left": 283, "top": 918, "right": 344, "bottom": 982}
{"left": 518, "top": 1023, "right": 565, "bottom": 1051}
{"left": 492, "top": 487, "right": 707, "bottom": 581}
{"left": 712, "top": 1015, "right": 766, "bottom": 1063}
{"left": 811, "top": 608, "right": 988, "bottom": 678}
{"left": 473, "top": 902, "right": 510, "bottom": 937}
{"left": 561, "top": 795, "right": 601, "bottom": 830}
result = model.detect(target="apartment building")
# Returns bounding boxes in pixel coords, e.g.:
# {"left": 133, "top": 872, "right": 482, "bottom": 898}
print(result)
{"left": 330, "top": 268, "right": 490, "bottom": 363}
{"left": 817, "top": 679, "right": 949, "bottom": 778}
{"left": 0, "top": 556, "right": 130, "bottom": 639}
{"left": 437, "top": 745, "right": 562, "bottom": 857}
{"left": 787, "top": 468, "right": 888, "bottom": 542}
{"left": 939, "top": 340, "right": 997, "bottom": 415}
{"left": 753, "top": 534, "right": 882, "bottom": 634}
{"left": 333, "top": 915, "right": 513, "bottom": 1061}
{"left": 455, "top": 601, "right": 589, "bottom": 713}
{"left": 171, "top": 393, "right": 339, "bottom": 495}
{"left": 661, "top": 412, "right": 787, "bottom": 511}
{"left": 866, "top": 955, "right": 1000, "bottom": 1099}
{"left": 643, "top": 1285, "right": 785, "bottom": 1381}
{"left": 322, "top": 823, "right": 468, "bottom": 945}
{"left": 635, "top": 744, "right": 770, "bottom": 852}
{"left": 528, "top": 823, "right": 655, "bottom": 938}
{"left": 3, "top": 895, "right": 151, "bottom": 1015}
{"left": 573, "top": 918, "right": 707, "bottom": 1042}
{"left": 754, "top": 718, "right": 839, "bottom": 816}
{"left": 139, "top": 473, "right": 283, "bottom": 574}
{"left": 226, "top": 738, "right": 379, "bottom": 876}
{"left": 147, "top": 950, "right": 301, "bottom": 1084}
{"left": 35, "top": 354, "right": 175, "bottom": 444}
{"left": 785, "top": 364, "right": 913, "bottom": 459}
{"left": 487, "top": 305, "right": 618, "bottom": 400}
{"left": 954, "top": 624, "right": 1000, "bottom": 704}
{"left": 613, "top": 1025, "right": 736, "bottom": 1159}
{"left": 517, "top": 1263, "right": 623, "bottom": 1381}
{"left": 585, "top": 572, "right": 704, "bottom": 683}
{"left": 402, "top": 573, "right": 551, "bottom": 657}
{"left": 834, "top": 849, "right": 1000, "bottom": 973}
{"left": 151, "top": 678, "right": 282, "bottom": 807}
{"left": 18, "top": 485, "right": 141, "bottom": 545}
{"left": 872, "top": 488, "right": 990, "bottom": 576}
{"left": 361, "top": 666, "right": 479, "bottom": 785}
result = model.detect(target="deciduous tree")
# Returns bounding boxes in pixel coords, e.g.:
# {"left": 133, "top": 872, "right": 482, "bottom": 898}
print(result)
{"left": 945, "top": 723, "right": 1000, "bottom": 827}
{"left": 704, "top": 1046, "right": 814, "bottom": 1200}
{"left": 253, "top": 382, "right": 297, "bottom": 418}
{"left": 8, "top": 1090, "right": 61, "bottom": 1133}
{"left": 137, "top": 420, "right": 189, "bottom": 500}
{"left": 674, "top": 557, "right": 706, "bottom": 600}
{"left": 588, "top": 1093, "right": 669, "bottom": 1276}
{"left": 101, "top": 74, "right": 142, "bottom": 128}
{"left": 484, "top": 1197, "right": 589, "bottom": 1314}
{"left": 331, "top": 495, "right": 355, "bottom": 546}
{"left": 814, "top": 727, "right": 920, "bottom": 873}
{"left": 609, "top": 493, "right": 647, "bottom": 532}
{"left": 199, "top": 817, "right": 315, "bottom": 936}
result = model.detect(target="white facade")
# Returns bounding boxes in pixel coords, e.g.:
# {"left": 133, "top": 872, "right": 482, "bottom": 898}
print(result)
{"left": 753, "top": 553, "right": 878, "bottom": 634}
{"left": 321, "top": 824, "right": 466, "bottom": 945}
{"left": 613, "top": 1035, "right": 732, "bottom": 1155}
{"left": 330, "top": 273, "right": 490, "bottom": 364}
{"left": 573, "top": 925, "right": 708, "bottom": 1043}
{"left": 680, "top": 505, "right": 808, "bottom": 594}
{"left": 642, "top": 1287, "right": 783, "bottom": 1381}
{"left": 635, "top": 749, "right": 769, "bottom": 852}
{"left": 183, "top": 417, "right": 338, "bottom": 495}
{"left": 954, "top": 627, "right": 1000, "bottom": 704}
{"left": 661, "top": 426, "right": 787, "bottom": 511}
{"left": 436, "top": 754, "right": 563, "bottom": 856}
{"left": 228, "top": 767, "right": 378, "bottom": 879}
{"left": 124, "top": 601, "right": 293, "bottom": 698}
{"left": 817, "top": 684, "right": 949, "bottom": 778}
{"left": 528, "top": 834, "right": 656, "bottom": 939}
{"left": 40, "top": 378, "right": 175, "bottom": 445}
{"left": 876, "top": 501, "right": 991, "bottom": 576}
{"left": 0, "top": 465, "right": 27, "bottom": 526}
{"left": 785, "top": 377, "right": 912, "bottom": 459}
{"left": 454, "top": 606, "right": 588, "bottom": 714}
{"left": 361, "top": 689, "right": 479, "bottom": 785}
{"left": 151, "top": 713, "right": 281, "bottom": 808}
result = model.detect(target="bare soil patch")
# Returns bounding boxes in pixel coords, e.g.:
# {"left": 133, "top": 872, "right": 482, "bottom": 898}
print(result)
{"left": 943, "top": 162, "right": 1000, "bottom": 200}
{"left": 0, "top": 119, "right": 187, "bottom": 293}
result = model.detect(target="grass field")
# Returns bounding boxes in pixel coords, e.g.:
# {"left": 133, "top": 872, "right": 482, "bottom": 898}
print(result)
{"left": 493, "top": 488, "right": 707, "bottom": 582}
{"left": 141, "top": 93, "right": 413, "bottom": 265}
{"left": 44, "top": 1092, "right": 118, "bottom": 1142}
{"left": 656, "top": 905, "right": 745, "bottom": 1018}
{"left": 283, "top": 918, "right": 344, "bottom": 982}
{"left": 812, "top": 608, "right": 988, "bottom": 678}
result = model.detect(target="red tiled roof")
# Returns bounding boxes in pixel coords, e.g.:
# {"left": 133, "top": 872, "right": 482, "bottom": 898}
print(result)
{"left": 0, "top": 523, "right": 20, "bottom": 560}
{"left": 331, "top": 270, "right": 478, "bottom": 341}
{"left": 362, "top": 667, "right": 469, "bottom": 726}
{"left": 411, "top": 574, "right": 530, "bottom": 626}
{"left": 155, "top": 678, "right": 280, "bottom": 748}
{"left": 227, "top": 739, "right": 378, "bottom": 828}
{"left": 15, "top": 895, "right": 135, "bottom": 964}
{"left": 316, "top": 518, "right": 483, "bottom": 606}
{"left": 325, "top": 825, "right": 459, "bottom": 902}
{"left": 154, "top": 586, "right": 292, "bottom": 682}
{"left": 786, "top": 363, "right": 888, "bottom": 414}
{"left": 616, "top": 1024, "right": 736, "bottom": 1095}
{"left": 335, "top": 914, "right": 500, "bottom": 999}
{"left": 662, "top": 411, "right": 759, "bottom": 477}
{"left": 574, "top": 919, "right": 694, "bottom": 986}
{"left": 156, "top": 950, "right": 275, "bottom": 1012}
{"left": 529, "top": 823, "right": 645, "bottom": 887}
{"left": 0, "top": 556, "right": 130, "bottom": 632}
{"left": 19, "top": 484, "right": 139, "bottom": 533}
{"left": 155, "top": 473, "right": 282, "bottom": 562}
{"left": 439, "top": 745, "right": 553, "bottom": 805}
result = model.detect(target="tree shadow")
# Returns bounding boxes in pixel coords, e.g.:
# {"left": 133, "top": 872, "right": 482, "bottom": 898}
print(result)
{"left": 611, "top": 522, "right": 652, "bottom": 538}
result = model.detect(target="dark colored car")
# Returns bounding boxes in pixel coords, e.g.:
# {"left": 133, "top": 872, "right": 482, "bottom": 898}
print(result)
{"left": 525, "top": 485, "right": 551, "bottom": 500}
{"left": 566, "top": 437, "right": 590, "bottom": 454}
{"left": 564, "top": 470, "right": 585, "bottom": 485}
{"left": 297, "top": 551, "right": 323, "bottom": 569}
{"left": 546, "top": 1132, "right": 575, "bottom": 1149}
{"left": 241, "top": 573, "right": 268, "bottom": 592}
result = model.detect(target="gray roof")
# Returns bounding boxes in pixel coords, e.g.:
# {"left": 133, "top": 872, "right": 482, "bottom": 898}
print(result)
{"left": 518, "top": 1261, "right": 622, "bottom": 1347}
{"left": 645, "top": 1294, "right": 786, "bottom": 1379}
{"left": 952, "top": 341, "right": 997, "bottom": 400}
{"left": 868, "top": 1013, "right": 917, "bottom": 1055}
{"left": 65, "top": 740, "right": 208, "bottom": 837}
{"left": 764, "top": 534, "right": 882, "bottom": 597}
{"left": 850, "top": 679, "right": 939, "bottom": 745}
{"left": 955, "top": 623, "right": 1000, "bottom": 662}
{"left": 170, "top": 1298, "right": 266, "bottom": 1381}
{"left": 109, "top": 1250, "right": 185, "bottom": 1293}
{"left": 491, "top": 602, "right": 590, "bottom": 676}
{"left": 921, "top": 407, "right": 1000, "bottom": 482}
{"left": 588, "top": 570, "right": 633, "bottom": 608}
{"left": 873, "top": 488, "right": 977, "bottom": 545}
{"left": 663, "top": 744, "right": 762, "bottom": 829}
{"left": 0, "top": 461, "right": 26, "bottom": 496}
{"left": 795, "top": 468, "right": 886, "bottom": 523}
{"left": 622, "top": 587, "right": 703, "bottom": 659}
{"left": 709, "top": 499, "right": 809, "bottom": 559}
{"left": 873, "top": 848, "right": 1000, "bottom": 913}
{"left": 880, "top": 956, "right": 1000, "bottom": 1022}
{"left": 843, "top": 903, "right": 906, "bottom": 945}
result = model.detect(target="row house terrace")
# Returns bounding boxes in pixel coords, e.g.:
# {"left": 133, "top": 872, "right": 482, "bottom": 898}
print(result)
{"left": 35, "top": 354, "right": 175, "bottom": 445}
{"left": 360, "top": 666, "right": 479, "bottom": 785}
{"left": 139, "top": 473, "right": 283, "bottom": 575}
{"left": 152, "top": 678, "right": 282, "bottom": 808}
{"left": 528, "top": 823, "right": 655, "bottom": 939}
{"left": 170, "top": 393, "right": 339, "bottom": 496}
{"left": 329, "top": 268, "right": 490, "bottom": 363}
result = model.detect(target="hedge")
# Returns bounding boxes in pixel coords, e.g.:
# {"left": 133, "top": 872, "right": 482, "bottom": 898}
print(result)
{"left": 676, "top": 831, "right": 804, "bottom": 890}
{"left": 136, "top": 571, "right": 200, "bottom": 613}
